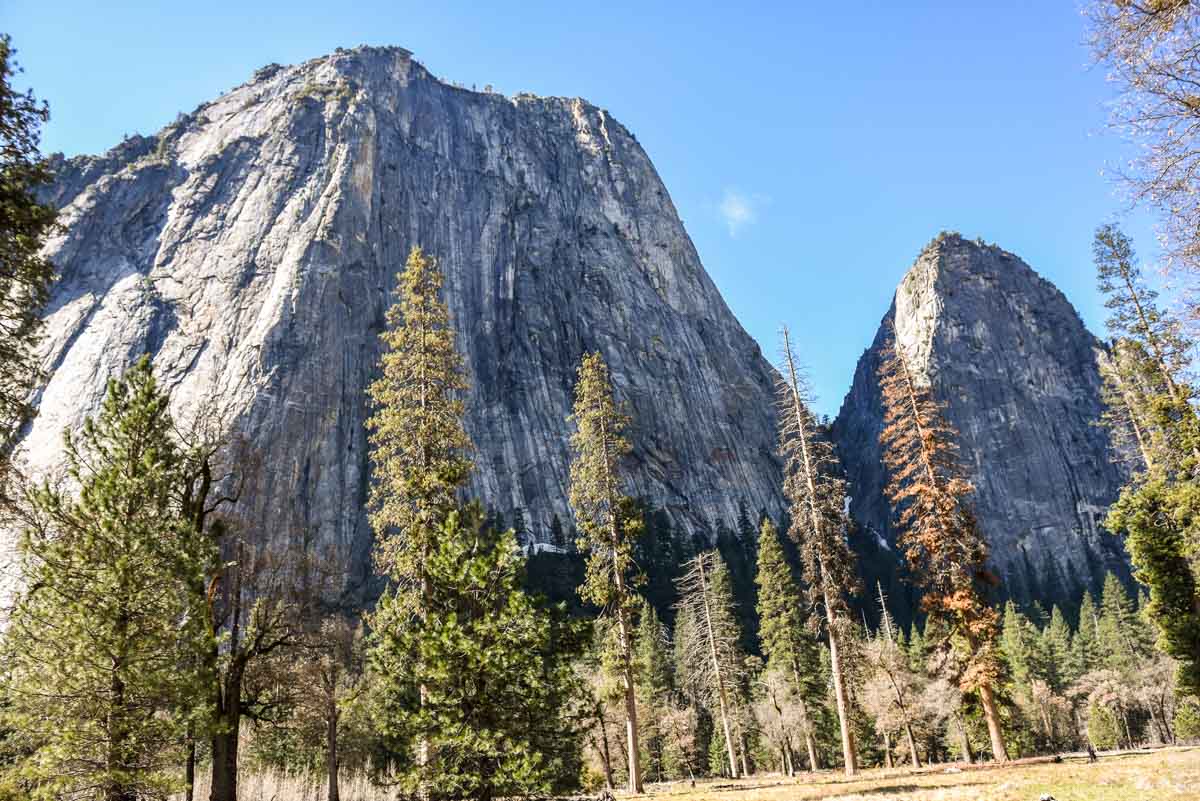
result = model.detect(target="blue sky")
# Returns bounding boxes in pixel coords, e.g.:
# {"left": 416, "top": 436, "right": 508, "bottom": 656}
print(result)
{"left": 5, "top": 1, "right": 1161, "bottom": 415}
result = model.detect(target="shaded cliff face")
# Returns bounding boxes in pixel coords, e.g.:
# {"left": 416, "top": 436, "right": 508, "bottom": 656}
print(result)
{"left": 832, "top": 234, "right": 1130, "bottom": 611}
{"left": 19, "top": 46, "right": 783, "bottom": 600}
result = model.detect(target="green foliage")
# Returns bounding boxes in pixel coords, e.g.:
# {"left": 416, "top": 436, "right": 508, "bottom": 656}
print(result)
{"left": 568, "top": 351, "right": 643, "bottom": 612}
{"left": 0, "top": 35, "right": 57, "bottom": 469}
{"left": 1093, "top": 224, "right": 1200, "bottom": 698}
{"left": 366, "top": 244, "right": 472, "bottom": 581}
{"left": 367, "top": 505, "right": 587, "bottom": 799}
{"left": 1175, "top": 696, "right": 1200, "bottom": 741}
{"left": 0, "top": 357, "right": 209, "bottom": 799}
{"left": 1108, "top": 479, "right": 1200, "bottom": 695}
{"left": 754, "top": 518, "right": 822, "bottom": 704}
{"left": 1087, "top": 702, "right": 1122, "bottom": 750}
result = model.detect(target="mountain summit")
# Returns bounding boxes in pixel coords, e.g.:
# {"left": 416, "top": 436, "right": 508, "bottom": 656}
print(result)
{"left": 833, "top": 233, "right": 1130, "bottom": 612}
{"left": 20, "top": 46, "right": 784, "bottom": 599}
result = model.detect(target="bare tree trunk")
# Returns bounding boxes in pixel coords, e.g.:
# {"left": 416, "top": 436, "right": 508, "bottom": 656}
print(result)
{"left": 904, "top": 722, "right": 921, "bottom": 768}
{"left": 327, "top": 699, "right": 340, "bottom": 801}
{"left": 781, "top": 331, "right": 857, "bottom": 776}
{"left": 590, "top": 725, "right": 614, "bottom": 791}
{"left": 825, "top": 594, "right": 858, "bottom": 775}
{"left": 978, "top": 682, "right": 1009, "bottom": 762}
{"left": 736, "top": 718, "right": 750, "bottom": 778}
{"left": 792, "top": 663, "right": 821, "bottom": 772}
{"left": 697, "top": 555, "right": 740, "bottom": 779}
{"left": 956, "top": 714, "right": 975, "bottom": 764}
{"left": 614, "top": 603, "right": 642, "bottom": 792}
{"left": 883, "top": 730, "right": 894, "bottom": 769}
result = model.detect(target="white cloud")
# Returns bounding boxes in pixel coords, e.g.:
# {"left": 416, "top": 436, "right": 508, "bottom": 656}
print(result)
{"left": 718, "top": 188, "right": 768, "bottom": 237}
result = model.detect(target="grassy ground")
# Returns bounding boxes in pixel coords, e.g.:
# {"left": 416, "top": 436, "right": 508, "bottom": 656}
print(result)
{"left": 632, "top": 746, "right": 1200, "bottom": 801}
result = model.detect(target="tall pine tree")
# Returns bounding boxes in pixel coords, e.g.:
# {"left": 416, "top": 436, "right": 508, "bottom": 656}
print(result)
{"left": 1093, "top": 224, "right": 1200, "bottom": 698}
{"left": 1, "top": 358, "right": 206, "bottom": 800}
{"left": 777, "top": 325, "right": 861, "bottom": 774}
{"left": 0, "top": 36, "right": 57, "bottom": 493}
{"left": 567, "top": 351, "right": 645, "bottom": 793}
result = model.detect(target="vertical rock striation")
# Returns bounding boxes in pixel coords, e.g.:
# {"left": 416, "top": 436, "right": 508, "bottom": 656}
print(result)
{"left": 833, "top": 234, "right": 1130, "bottom": 611}
{"left": 17, "top": 46, "right": 783, "bottom": 601}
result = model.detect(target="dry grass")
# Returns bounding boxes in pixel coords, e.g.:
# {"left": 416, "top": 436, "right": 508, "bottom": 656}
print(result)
{"left": 186, "top": 769, "right": 379, "bottom": 801}
{"left": 190, "top": 747, "right": 1199, "bottom": 800}
{"left": 634, "top": 746, "right": 1200, "bottom": 801}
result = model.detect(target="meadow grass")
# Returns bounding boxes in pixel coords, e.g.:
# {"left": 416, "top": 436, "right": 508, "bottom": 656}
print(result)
{"left": 193, "top": 746, "right": 1198, "bottom": 800}
{"left": 636, "top": 746, "right": 1199, "bottom": 801}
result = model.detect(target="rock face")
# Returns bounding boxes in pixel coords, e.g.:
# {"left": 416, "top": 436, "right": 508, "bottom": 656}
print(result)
{"left": 832, "top": 234, "right": 1130, "bottom": 612}
{"left": 19, "top": 46, "right": 783, "bottom": 601}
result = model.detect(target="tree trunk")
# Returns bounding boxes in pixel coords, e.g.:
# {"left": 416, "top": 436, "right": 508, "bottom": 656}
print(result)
{"left": 978, "top": 682, "right": 1009, "bottom": 762}
{"left": 781, "top": 331, "right": 857, "bottom": 778}
{"left": 614, "top": 602, "right": 643, "bottom": 793}
{"left": 792, "top": 663, "right": 821, "bottom": 772}
{"left": 804, "top": 728, "right": 820, "bottom": 773}
{"left": 904, "top": 722, "right": 921, "bottom": 768}
{"left": 185, "top": 726, "right": 196, "bottom": 801}
{"left": 601, "top": 401, "right": 643, "bottom": 795}
{"left": 698, "top": 555, "right": 740, "bottom": 780}
{"left": 883, "top": 730, "right": 894, "bottom": 769}
{"left": 210, "top": 663, "right": 243, "bottom": 801}
{"left": 956, "top": 715, "right": 975, "bottom": 764}
{"left": 595, "top": 710, "right": 615, "bottom": 790}
{"left": 737, "top": 722, "right": 750, "bottom": 778}
{"left": 825, "top": 601, "right": 858, "bottom": 775}
{"left": 327, "top": 699, "right": 340, "bottom": 801}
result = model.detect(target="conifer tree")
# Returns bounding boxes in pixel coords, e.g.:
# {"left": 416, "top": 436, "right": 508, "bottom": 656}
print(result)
{"left": 675, "top": 550, "right": 746, "bottom": 779}
{"left": 1093, "top": 225, "right": 1200, "bottom": 697}
{"left": 367, "top": 245, "right": 473, "bottom": 578}
{"left": 1042, "top": 606, "right": 1073, "bottom": 691}
{"left": 777, "top": 325, "right": 861, "bottom": 774}
{"left": 366, "top": 245, "right": 472, "bottom": 785}
{"left": 877, "top": 327, "right": 1010, "bottom": 761}
{"left": 1, "top": 357, "right": 205, "bottom": 800}
{"left": 366, "top": 247, "right": 586, "bottom": 798}
{"left": 1071, "top": 592, "right": 1103, "bottom": 681}
{"left": 0, "top": 36, "right": 57, "bottom": 491}
{"left": 370, "top": 506, "right": 588, "bottom": 799}
{"left": 754, "top": 518, "right": 822, "bottom": 770}
{"left": 567, "top": 350, "right": 645, "bottom": 793}
{"left": 633, "top": 598, "right": 673, "bottom": 782}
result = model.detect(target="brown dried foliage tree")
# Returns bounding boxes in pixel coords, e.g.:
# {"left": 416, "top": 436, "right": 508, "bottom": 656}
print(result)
{"left": 877, "top": 326, "right": 1010, "bottom": 762}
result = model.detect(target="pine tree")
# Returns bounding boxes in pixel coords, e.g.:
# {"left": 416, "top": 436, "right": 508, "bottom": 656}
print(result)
{"left": 366, "top": 245, "right": 472, "bottom": 787}
{"left": 1093, "top": 224, "right": 1200, "bottom": 697}
{"left": 776, "top": 325, "right": 861, "bottom": 775}
{"left": 633, "top": 599, "right": 673, "bottom": 782}
{"left": 367, "top": 245, "right": 473, "bottom": 578}
{"left": 877, "top": 326, "right": 1009, "bottom": 761}
{"left": 0, "top": 357, "right": 205, "bottom": 800}
{"left": 567, "top": 351, "right": 645, "bottom": 793}
{"left": 1042, "top": 606, "right": 1073, "bottom": 691}
{"left": 0, "top": 36, "right": 57, "bottom": 489}
{"left": 675, "top": 551, "right": 746, "bottom": 779}
{"left": 369, "top": 505, "right": 588, "bottom": 799}
{"left": 754, "top": 518, "right": 822, "bottom": 770}
{"left": 1071, "top": 592, "right": 1102, "bottom": 681}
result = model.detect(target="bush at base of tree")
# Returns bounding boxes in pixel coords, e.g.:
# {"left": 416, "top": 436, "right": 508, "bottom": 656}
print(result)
{"left": 1087, "top": 703, "right": 1122, "bottom": 751}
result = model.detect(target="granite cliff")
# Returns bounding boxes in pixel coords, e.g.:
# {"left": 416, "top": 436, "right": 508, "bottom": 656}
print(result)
{"left": 832, "top": 233, "right": 1131, "bottom": 614}
{"left": 17, "top": 46, "right": 784, "bottom": 601}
